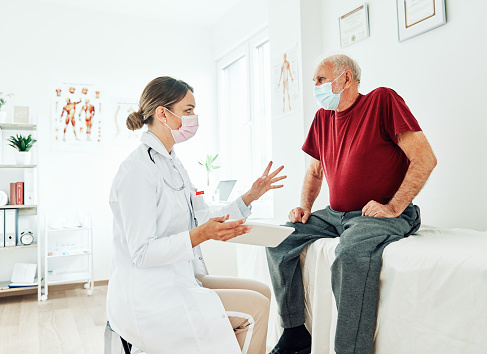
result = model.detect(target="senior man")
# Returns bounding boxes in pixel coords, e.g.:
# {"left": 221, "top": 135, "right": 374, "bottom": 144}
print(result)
{"left": 266, "top": 54, "right": 437, "bottom": 354}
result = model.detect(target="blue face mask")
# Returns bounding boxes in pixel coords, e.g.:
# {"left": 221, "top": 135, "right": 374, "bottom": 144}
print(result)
{"left": 313, "top": 71, "right": 346, "bottom": 110}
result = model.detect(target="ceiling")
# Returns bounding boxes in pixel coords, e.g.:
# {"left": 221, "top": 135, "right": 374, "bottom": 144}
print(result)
{"left": 34, "top": 0, "right": 245, "bottom": 27}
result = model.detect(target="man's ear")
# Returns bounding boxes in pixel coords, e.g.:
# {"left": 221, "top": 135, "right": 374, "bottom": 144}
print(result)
{"left": 344, "top": 71, "right": 353, "bottom": 88}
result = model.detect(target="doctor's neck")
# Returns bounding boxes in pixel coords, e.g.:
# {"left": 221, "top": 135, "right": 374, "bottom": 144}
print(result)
{"left": 149, "top": 124, "right": 175, "bottom": 154}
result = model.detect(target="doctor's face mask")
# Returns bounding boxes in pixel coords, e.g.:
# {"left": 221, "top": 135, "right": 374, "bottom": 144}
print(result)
{"left": 164, "top": 109, "right": 199, "bottom": 144}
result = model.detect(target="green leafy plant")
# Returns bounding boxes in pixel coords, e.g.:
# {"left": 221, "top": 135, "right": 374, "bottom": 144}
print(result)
{"left": 198, "top": 154, "right": 221, "bottom": 186}
{"left": 0, "top": 92, "right": 13, "bottom": 110}
{"left": 7, "top": 134, "right": 37, "bottom": 152}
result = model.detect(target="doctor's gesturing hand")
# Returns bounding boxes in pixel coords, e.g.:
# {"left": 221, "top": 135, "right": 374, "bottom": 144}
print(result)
{"left": 189, "top": 161, "right": 286, "bottom": 247}
{"left": 242, "top": 161, "right": 286, "bottom": 206}
{"left": 190, "top": 215, "right": 250, "bottom": 247}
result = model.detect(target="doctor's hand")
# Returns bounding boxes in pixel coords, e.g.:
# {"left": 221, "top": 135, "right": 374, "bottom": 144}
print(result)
{"left": 241, "top": 161, "right": 287, "bottom": 206}
{"left": 189, "top": 214, "right": 251, "bottom": 247}
{"left": 289, "top": 207, "right": 311, "bottom": 224}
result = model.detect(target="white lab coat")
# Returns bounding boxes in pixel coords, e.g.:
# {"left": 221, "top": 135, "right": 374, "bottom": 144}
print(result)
{"left": 107, "top": 131, "right": 250, "bottom": 354}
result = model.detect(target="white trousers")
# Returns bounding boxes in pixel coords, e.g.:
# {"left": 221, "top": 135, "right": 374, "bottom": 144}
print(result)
{"left": 196, "top": 275, "right": 271, "bottom": 354}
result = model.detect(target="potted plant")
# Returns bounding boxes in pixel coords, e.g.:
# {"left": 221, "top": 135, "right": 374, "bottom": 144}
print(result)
{"left": 198, "top": 154, "right": 221, "bottom": 187}
{"left": 0, "top": 92, "right": 13, "bottom": 123}
{"left": 7, "top": 134, "right": 37, "bottom": 165}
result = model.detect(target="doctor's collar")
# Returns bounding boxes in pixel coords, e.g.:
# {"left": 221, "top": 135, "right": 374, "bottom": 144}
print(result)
{"left": 140, "top": 131, "right": 173, "bottom": 159}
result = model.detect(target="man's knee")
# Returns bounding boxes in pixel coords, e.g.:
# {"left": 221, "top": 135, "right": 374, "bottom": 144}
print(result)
{"left": 266, "top": 239, "right": 307, "bottom": 275}
{"left": 334, "top": 238, "right": 377, "bottom": 263}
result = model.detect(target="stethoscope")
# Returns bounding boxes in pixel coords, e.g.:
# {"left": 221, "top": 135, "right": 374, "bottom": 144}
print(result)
{"left": 148, "top": 146, "right": 199, "bottom": 227}
{"left": 148, "top": 147, "right": 186, "bottom": 191}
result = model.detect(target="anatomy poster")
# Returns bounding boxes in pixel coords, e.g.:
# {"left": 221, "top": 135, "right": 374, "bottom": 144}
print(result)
{"left": 51, "top": 79, "right": 103, "bottom": 152}
{"left": 110, "top": 100, "right": 145, "bottom": 144}
{"left": 272, "top": 44, "right": 300, "bottom": 117}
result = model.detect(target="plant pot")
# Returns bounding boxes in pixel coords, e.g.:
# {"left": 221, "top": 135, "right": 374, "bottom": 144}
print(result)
{"left": 15, "top": 151, "right": 31, "bottom": 165}
{"left": 0, "top": 111, "right": 7, "bottom": 123}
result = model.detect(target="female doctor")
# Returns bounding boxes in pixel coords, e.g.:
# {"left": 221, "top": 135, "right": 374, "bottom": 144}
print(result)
{"left": 107, "top": 76, "right": 286, "bottom": 354}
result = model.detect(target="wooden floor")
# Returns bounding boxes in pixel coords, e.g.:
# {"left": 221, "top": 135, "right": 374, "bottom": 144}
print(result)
{"left": 0, "top": 284, "right": 274, "bottom": 354}
{"left": 0, "top": 285, "right": 107, "bottom": 354}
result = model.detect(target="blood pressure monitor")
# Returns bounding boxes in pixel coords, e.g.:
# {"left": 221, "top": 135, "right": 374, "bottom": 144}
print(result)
{"left": 20, "top": 230, "right": 34, "bottom": 245}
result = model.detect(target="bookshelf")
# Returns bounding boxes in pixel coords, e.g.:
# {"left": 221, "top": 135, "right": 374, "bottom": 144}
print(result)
{"left": 0, "top": 123, "right": 41, "bottom": 300}
{"left": 0, "top": 123, "right": 37, "bottom": 131}
{"left": 0, "top": 164, "right": 37, "bottom": 168}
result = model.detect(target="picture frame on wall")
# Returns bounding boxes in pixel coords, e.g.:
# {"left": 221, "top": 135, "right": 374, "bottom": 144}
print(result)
{"left": 339, "top": 4, "right": 370, "bottom": 48}
{"left": 13, "top": 106, "right": 30, "bottom": 124}
{"left": 396, "top": 0, "right": 446, "bottom": 42}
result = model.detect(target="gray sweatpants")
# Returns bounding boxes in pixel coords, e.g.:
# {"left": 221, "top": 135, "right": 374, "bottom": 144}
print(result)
{"left": 266, "top": 204, "right": 421, "bottom": 354}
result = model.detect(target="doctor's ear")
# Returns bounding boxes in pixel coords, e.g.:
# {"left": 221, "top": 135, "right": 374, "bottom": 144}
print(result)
{"left": 155, "top": 106, "right": 167, "bottom": 122}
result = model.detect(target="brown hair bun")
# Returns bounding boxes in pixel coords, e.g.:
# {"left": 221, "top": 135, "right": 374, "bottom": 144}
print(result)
{"left": 126, "top": 111, "right": 145, "bottom": 131}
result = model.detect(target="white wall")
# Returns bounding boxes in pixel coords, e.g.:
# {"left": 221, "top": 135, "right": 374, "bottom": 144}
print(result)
{"left": 0, "top": 1, "right": 218, "bottom": 281}
{"left": 268, "top": 0, "right": 328, "bottom": 218}
{"left": 267, "top": 0, "right": 306, "bottom": 218}
{"left": 317, "top": 0, "right": 487, "bottom": 231}
{"left": 211, "top": 0, "right": 269, "bottom": 60}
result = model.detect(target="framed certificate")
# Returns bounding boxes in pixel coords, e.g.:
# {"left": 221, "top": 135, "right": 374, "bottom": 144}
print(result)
{"left": 339, "top": 4, "right": 370, "bottom": 48}
{"left": 396, "top": 0, "right": 446, "bottom": 42}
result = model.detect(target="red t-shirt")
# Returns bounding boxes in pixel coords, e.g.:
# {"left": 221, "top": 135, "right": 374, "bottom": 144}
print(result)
{"left": 302, "top": 87, "right": 422, "bottom": 212}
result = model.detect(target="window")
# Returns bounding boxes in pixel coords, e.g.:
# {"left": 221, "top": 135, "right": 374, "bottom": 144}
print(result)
{"left": 217, "top": 30, "right": 272, "bottom": 207}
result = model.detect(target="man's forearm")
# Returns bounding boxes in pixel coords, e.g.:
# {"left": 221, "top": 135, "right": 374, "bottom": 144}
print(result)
{"left": 300, "top": 170, "right": 323, "bottom": 211}
{"left": 388, "top": 157, "right": 436, "bottom": 215}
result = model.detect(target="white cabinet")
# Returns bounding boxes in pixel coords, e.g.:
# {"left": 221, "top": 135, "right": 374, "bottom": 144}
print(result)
{"left": 42, "top": 213, "right": 94, "bottom": 301}
{"left": 0, "top": 123, "right": 40, "bottom": 300}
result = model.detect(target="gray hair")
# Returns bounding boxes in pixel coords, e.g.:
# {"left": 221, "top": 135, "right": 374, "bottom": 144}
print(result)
{"left": 320, "top": 54, "right": 361, "bottom": 85}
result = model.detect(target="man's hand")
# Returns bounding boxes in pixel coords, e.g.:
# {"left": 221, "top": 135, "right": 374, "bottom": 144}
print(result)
{"left": 362, "top": 200, "right": 400, "bottom": 218}
{"left": 288, "top": 207, "right": 311, "bottom": 224}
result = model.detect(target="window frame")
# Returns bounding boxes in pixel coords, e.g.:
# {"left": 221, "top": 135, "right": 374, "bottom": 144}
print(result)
{"left": 216, "top": 28, "right": 270, "bottom": 183}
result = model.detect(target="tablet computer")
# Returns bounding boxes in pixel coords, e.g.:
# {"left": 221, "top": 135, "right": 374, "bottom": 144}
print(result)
{"left": 225, "top": 220, "right": 294, "bottom": 247}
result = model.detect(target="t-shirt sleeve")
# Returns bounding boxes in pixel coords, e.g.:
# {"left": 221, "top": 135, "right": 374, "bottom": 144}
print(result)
{"left": 382, "top": 88, "right": 422, "bottom": 144}
{"left": 302, "top": 111, "right": 322, "bottom": 160}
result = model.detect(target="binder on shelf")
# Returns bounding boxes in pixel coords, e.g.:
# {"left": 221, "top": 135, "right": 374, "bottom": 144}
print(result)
{"left": 4, "top": 209, "right": 18, "bottom": 247}
{"left": 23, "top": 168, "right": 37, "bottom": 205}
{"left": 0, "top": 209, "right": 4, "bottom": 248}
{"left": 16, "top": 182, "right": 24, "bottom": 205}
{"left": 9, "top": 183, "right": 17, "bottom": 205}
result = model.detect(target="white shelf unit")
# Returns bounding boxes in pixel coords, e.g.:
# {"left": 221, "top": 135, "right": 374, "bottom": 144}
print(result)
{"left": 0, "top": 123, "right": 40, "bottom": 300}
{"left": 42, "top": 213, "right": 94, "bottom": 301}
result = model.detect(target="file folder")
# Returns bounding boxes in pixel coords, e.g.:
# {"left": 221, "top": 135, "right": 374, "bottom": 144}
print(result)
{"left": 23, "top": 168, "right": 37, "bottom": 205}
{"left": 0, "top": 209, "right": 4, "bottom": 248}
{"left": 5, "top": 209, "right": 18, "bottom": 247}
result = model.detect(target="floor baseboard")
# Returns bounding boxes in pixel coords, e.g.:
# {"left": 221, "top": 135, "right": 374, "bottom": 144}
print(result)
{"left": 0, "top": 280, "right": 109, "bottom": 298}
